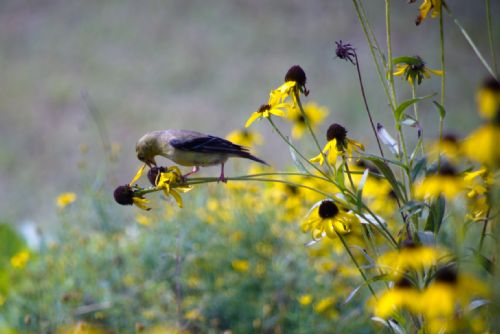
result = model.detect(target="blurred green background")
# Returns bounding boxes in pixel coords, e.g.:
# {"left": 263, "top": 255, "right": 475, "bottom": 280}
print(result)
{"left": 0, "top": 0, "right": 498, "bottom": 228}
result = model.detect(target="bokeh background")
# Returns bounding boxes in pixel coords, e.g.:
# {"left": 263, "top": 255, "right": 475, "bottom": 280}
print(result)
{"left": 0, "top": 0, "right": 498, "bottom": 234}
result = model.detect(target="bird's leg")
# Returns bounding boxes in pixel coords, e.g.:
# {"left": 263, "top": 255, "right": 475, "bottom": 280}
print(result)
{"left": 218, "top": 162, "right": 227, "bottom": 183}
{"left": 182, "top": 166, "right": 199, "bottom": 179}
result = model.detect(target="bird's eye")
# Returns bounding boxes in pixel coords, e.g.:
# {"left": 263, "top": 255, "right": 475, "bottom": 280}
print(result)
{"left": 137, "top": 154, "right": 145, "bottom": 161}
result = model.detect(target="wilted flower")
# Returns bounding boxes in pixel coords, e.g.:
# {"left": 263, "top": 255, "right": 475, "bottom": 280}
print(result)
{"left": 393, "top": 56, "right": 442, "bottom": 85}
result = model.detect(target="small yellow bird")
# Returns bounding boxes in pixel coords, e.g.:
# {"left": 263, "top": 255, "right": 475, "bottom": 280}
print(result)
{"left": 136, "top": 129, "right": 268, "bottom": 182}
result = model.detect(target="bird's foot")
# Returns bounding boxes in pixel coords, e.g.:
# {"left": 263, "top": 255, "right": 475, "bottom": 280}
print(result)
{"left": 182, "top": 166, "right": 200, "bottom": 180}
{"left": 217, "top": 175, "right": 227, "bottom": 183}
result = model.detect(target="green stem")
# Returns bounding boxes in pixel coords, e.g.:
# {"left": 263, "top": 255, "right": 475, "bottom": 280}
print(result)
{"left": 485, "top": 0, "right": 498, "bottom": 75}
{"left": 478, "top": 208, "right": 491, "bottom": 252}
{"left": 438, "top": 3, "right": 446, "bottom": 171}
{"left": 354, "top": 53, "right": 385, "bottom": 157}
{"left": 352, "top": 0, "right": 395, "bottom": 110}
{"left": 411, "top": 83, "right": 425, "bottom": 158}
{"left": 445, "top": 5, "right": 498, "bottom": 80}
{"left": 385, "top": 0, "right": 397, "bottom": 107}
{"left": 336, "top": 231, "right": 377, "bottom": 298}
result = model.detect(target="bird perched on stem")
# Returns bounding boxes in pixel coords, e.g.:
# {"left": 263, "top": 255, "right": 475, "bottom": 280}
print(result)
{"left": 136, "top": 129, "right": 268, "bottom": 182}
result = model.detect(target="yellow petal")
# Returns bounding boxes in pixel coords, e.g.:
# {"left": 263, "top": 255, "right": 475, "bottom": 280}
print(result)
{"left": 129, "top": 164, "right": 146, "bottom": 185}
{"left": 133, "top": 197, "right": 151, "bottom": 211}
{"left": 170, "top": 190, "right": 184, "bottom": 208}
{"left": 245, "top": 112, "right": 262, "bottom": 128}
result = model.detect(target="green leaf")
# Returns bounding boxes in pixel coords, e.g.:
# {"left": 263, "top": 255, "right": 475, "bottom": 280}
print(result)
{"left": 288, "top": 144, "right": 308, "bottom": 174}
{"left": 394, "top": 94, "right": 436, "bottom": 121}
{"left": 410, "top": 157, "right": 427, "bottom": 182}
{"left": 363, "top": 156, "right": 406, "bottom": 202}
{"left": 432, "top": 100, "right": 446, "bottom": 119}
{"left": 425, "top": 196, "right": 446, "bottom": 233}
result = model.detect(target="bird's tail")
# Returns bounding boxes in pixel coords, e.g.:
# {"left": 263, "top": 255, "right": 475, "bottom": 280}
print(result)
{"left": 239, "top": 152, "right": 269, "bottom": 166}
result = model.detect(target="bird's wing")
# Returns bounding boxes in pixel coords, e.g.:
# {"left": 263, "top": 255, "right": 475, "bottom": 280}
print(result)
{"left": 170, "top": 135, "right": 249, "bottom": 155}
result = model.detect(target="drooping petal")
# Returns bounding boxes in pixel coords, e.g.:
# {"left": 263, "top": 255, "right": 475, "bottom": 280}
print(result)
{"left": 129, "top": 164, "right": 146, "bottom": 185}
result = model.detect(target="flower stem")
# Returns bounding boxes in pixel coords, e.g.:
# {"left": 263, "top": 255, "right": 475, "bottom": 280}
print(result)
{"left": 336, "top": 231, "right": 377, "bottom": 298}
{"left": 351, "top": 0, "right": 395, "bottom": 111}
{"left": 354, "top": 53, "right": 385, "bottom": 157}
{"left": 438, "top": 3, "right": 446, "bottom": 171}
{"left": 485, "top": 0, "right": 498, "bottom": 75}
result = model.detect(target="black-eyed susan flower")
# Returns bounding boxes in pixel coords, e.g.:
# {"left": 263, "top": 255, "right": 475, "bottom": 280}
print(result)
{"left": 415, "top": 0, "right": 442, "bottom": 26}
{"left": 56, "top": 192, "right": 77, "bottom": 209}
{"left": 114, "top": 164, "right": 151, "bottom": 210}
{"left": 284, "top": 65, "right": 309, "bottom": 96}
{"left": 414, "top": 163, "right": 467, "bottom": 200}
{"left": 462, "top": 123, "right": 500, "bottom": 167}
{"left": 377, "top": 241, "right": 444, "bottom": 278}
{"left": 155, "top": 166, "right": 192, "bottom": 208}
{"left": 464, "top": 168, "right": 491, "bottom": 221}
{"left": 371, "top": 277, "right": 421, "bottom": 318}
{"left": 427, "top": 133, "right": 462, "bottom": 164}
{"left": 310, "top": 123, "right": 364, "bottom": 166}
{"left": 477, "top": 78, "right": 500, "bottom": 120}
{"left": 287, "top": 102, "right": 328, "bottom": 139}
{"left": 393, "top": 56, "right": 442, "bottom": 85}
{"left": 226, "top": 129, "right": 263, "bottom": 147}
{"left": 301, "top": 199, "right": 360, "bottom": 240}
{"left": 420, "top": 266, "right": 490, "bottom": 334}
{"left": 245, "top": 103, "right": 290, "bottom": 128}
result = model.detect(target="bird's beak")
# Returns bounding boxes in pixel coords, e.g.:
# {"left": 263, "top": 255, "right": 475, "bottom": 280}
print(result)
{"left": 146, "top": 157, "right": 157, "bottom": 168}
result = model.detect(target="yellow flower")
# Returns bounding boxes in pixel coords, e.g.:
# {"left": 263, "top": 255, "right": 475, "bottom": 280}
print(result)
{"left": 10, "top": 250, "right": 30, "bottom": 269}
{"left": 314, "top": 296, "right": 336, "bottom": 314}
{"left": 155, "top": 166, "right": 192, "bottom": 208}
{"left": 462, "top": 123, "right": 500, "bottom": 167}
{"left": 269, "top": 81, "right": 298, "bottom": 106}
{"left": 56, "top": 192, "right": 77, "bottom": 209}
{"left": 301, "top": 200, "right": 360, "bottom": 240}
{"left": 135, "top": 214, "right": 152, "bottom": 226}
{"left": 245, "top": 102, "right": 290, "bottom": 128}
{"left": 419, "top": 267, "right": 489, "bottom": 334}
{"left": 371, "top": 279, "right": 421, "bottom": 318}
{"left": 226, "top": 129, "right": 263, "bottom": 147}
{"left": 427, "top": 134, "right": 461, "bottom": 164}
{"left": 298, "top": 294, "right": 313, "bottom": 306}
{"left": 231, "top": 259, "right": 250, "bottom": 272}
{"left": 414, "top": 164, "right": 467, "bottom": 200}
{"left": 393, "top": 56, "right": 442, "bottom": 85}
{"left": 287, "top": 102, "right": 328, "bottom": 139}
{"left": 415, "top": 0, "right": 442, "bottom": 25}
{"left": 56, "top": 321, "right": 108, "bottom": 334}
{"left": 476, "top": 78, "right": 500, "bottom": 120}
{"left": 377, "top": 242, "right": 443, "bottom": 277}
{"left": 309, "top": 124, "right": 364, "bottom": 166}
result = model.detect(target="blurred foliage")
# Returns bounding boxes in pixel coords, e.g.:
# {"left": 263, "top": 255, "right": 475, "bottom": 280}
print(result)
{"left": 0, "top": 184, "right": 373, "bottom": 333}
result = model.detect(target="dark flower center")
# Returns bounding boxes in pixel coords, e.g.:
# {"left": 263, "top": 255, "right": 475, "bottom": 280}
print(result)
{"left": 438, "top": 163, "right": 457, "bottom": 176}
{"left": 483, "top": 77, "right": 500, "bottom": 92}
{"left": 258, "top": 104, "right": 271, "bottom": 113}
{"left": 297, "top": 115, "right": 306, "bottom": 124}
{"left": 442, "top": 133, "right": 458, "bottom": 143}
{"left": 113, "top": 185, "right": 135, "bottom": 205}
{"left": 400, "top": 239, "right": 417, "bottom": 249}
{"left": 318, "top": 200, "right": 339, "bottom": 219}
{"left": 434, "top": 266, "right": 458, "bottom": 285}
{"left": 284, "top": 65, "right": 307, "bottom": 87}
{"left": 286, "top": 184, "right": 299, "bottom": 195}
{"left": 147, "top": 166, "right": 167, "bottom": 186}
{"left": 395, "top": 276, "right": 413, "bottom": 289}
{"left": 326, "top": 123, "right": 348, "bottom": 143}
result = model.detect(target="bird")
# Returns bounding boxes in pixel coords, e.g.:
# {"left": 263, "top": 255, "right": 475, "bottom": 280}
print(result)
{"left": 136, "top": 129, "right": 268, "bottom": 182}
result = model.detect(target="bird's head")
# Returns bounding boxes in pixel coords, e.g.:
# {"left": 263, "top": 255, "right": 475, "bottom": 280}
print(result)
{"left": 136, "top": 132, "right": 159, "bottom": 167}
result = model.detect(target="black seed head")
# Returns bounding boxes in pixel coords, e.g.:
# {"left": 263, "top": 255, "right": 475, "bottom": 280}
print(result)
{"left": 113, "top": 185, "right": 134, "bottom": 205}
{"left": 147, "top": 166, "right": 167, "bottom": 186}
{"left": 435, "top": 266, "right": 458, "bottom": 285}
{"left": 326, "top": 123, "right": 348, "bottom": 143}
{"left": 395, "top": 276, "right": 413, "bottom": 289}
{"left": 318, "top": 200, "right": 339, "bottom": 219}
{"left": 284, "top": 65, "right": 307, "bottom": 87}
